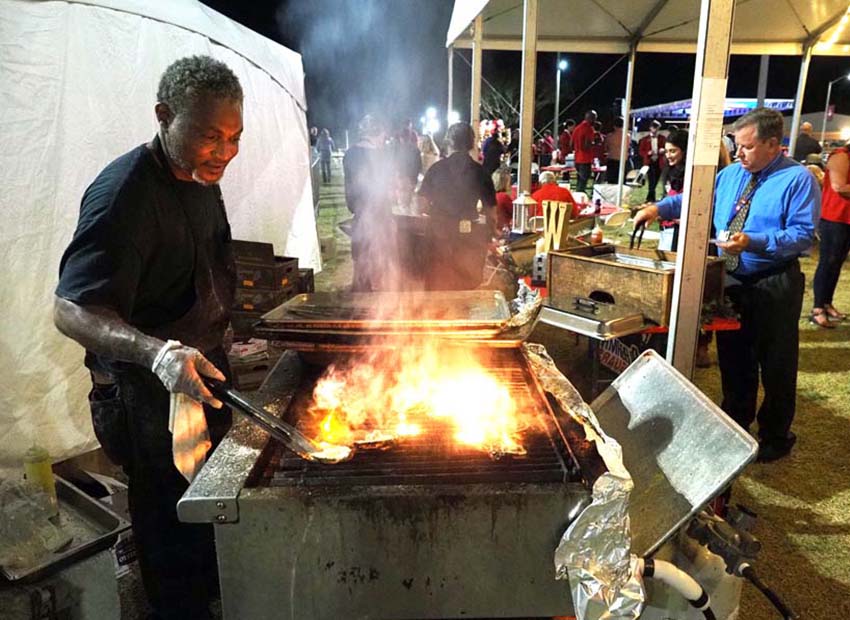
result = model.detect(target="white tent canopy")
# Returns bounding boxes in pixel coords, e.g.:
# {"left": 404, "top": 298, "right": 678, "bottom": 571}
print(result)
{"left": 447, "top": 0, "right": 850, "bottom": 55}
{"left": 0, "top": 0, "right": 319, "bottom": 465}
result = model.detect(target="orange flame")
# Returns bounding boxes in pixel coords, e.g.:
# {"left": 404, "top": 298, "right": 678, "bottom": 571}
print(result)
{"left": 305, "top": 342, "right": 530, "bottom": 455}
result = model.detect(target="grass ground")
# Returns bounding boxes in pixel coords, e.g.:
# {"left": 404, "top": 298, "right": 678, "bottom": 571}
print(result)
{"left": 314, "top": 162, "right": 850, "bottom": 618}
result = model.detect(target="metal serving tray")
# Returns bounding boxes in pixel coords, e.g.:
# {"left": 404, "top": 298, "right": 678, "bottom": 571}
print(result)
{"left": 591, "top": 350, "right": 758, "bottom": 556}
{"left": 256, "top": 290, "right": 511, "bottom": 336}
{"left": 2, "top": 477, "right": 130, "bottom": 582}
{"left": 538, "top": 301, "right": 645, "bottom": 340}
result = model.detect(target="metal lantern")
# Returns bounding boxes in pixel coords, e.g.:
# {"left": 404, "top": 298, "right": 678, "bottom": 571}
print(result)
{"left": 511, "top": 191, "right": 539, "bottom": 234}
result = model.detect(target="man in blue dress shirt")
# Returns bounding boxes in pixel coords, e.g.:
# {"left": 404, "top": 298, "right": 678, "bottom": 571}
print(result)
{"left": 635, "top": 108, "right": 820, "bottom": 462}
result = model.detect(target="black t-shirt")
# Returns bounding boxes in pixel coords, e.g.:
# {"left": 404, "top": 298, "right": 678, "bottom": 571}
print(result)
{"left": 418, "top": 152, "right": 496, "bottom": 221}
{"left": 56, "top": 136, "right": 233, "bottom": 337}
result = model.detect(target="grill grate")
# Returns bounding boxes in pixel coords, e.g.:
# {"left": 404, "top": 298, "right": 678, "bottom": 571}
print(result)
{"left": 251, "top": 353, "right": 582, "bottom": 487}
{"left": 267, "top": 427, "right": 572, "bottom": 486}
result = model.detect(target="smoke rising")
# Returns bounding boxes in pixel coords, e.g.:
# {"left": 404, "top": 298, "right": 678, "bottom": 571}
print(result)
{"left": 275, "top": 0, "right": 453, "bottom": 135}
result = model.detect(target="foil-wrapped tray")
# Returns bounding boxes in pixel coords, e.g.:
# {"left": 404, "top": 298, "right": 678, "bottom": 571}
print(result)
{"left": 255, "top": 290, "right": 511, "bottom": 339}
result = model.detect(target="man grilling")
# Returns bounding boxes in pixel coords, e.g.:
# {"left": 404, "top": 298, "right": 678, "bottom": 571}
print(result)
{"left": 53, "top": 55, "right": 243, "bottom": 618}
{"left": 634, "top": 108, "right": 820, "bottom": 462}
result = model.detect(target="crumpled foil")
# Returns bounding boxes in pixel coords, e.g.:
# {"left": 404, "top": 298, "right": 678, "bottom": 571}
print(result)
{"left": 504, "top": 280, "right": 542, "bottom": 328}
{"left": 523, "top": 343, "right": 645, "bottom": 620}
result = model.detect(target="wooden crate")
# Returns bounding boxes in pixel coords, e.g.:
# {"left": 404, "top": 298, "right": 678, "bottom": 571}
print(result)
{"left": 548, "top": 244, "right": 724, "bottom": 326}
{"left": 235, "top": 256, "right": 298, "bottom": 290}
{"left": 232, "top": 239, "right": 275, "bottom": 264}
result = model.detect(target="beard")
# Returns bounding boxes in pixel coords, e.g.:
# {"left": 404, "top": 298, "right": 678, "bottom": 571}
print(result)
{"left": 162, "top": 129, "right": 219, "bottom": 186}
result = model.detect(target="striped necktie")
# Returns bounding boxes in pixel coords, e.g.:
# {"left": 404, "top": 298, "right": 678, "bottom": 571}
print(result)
{"left": 724, "top": 173, "right": 759, "bottom": 273}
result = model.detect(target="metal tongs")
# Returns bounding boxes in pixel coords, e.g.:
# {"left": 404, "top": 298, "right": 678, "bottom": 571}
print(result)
{"left": 204, "top": 378, "right": 352, "bottom": 463}
{"left": 630, "top": 219, "right": 646, "bottom": 250}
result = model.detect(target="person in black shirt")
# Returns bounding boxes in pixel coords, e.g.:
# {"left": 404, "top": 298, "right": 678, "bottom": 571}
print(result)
{"left": 417, "top": 123, "right": 497, "bottom": 290}
{"left": 481, "top": 130, "right": 505, "bottom": 176}
{"left": 53, "top": 55, "right": 243, "bottom": 620}
{"left": 792, "top": 121, "right": 823, "bottom": 163}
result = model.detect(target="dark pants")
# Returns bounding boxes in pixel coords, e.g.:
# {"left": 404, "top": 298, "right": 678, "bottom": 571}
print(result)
{"left": 90, "top": 349, "right": 232, "bottom": 620}
{"left": 605, "top": 160, "right": 621, "bottom": 184}
{"left": 320, "top": 157, "right": 332, "bottom": 183}
{"left": 813, "top": 218, "right": 850, "bottom": 307}
{"left": 715, "top": 261, "right": 804, "bottom": 443}
{"left": 646, "top": 160, "right": 661, "bottom": 202}
{"left": 425, "top": 219, "right": 489, "bottom": 291}
{"left": 576, "top": 163, "right": 592, "bottom": 194}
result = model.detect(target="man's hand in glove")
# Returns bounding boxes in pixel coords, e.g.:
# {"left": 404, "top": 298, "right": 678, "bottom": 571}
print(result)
{"left": 152, "top": 340, "right": 225, "bottom": 408}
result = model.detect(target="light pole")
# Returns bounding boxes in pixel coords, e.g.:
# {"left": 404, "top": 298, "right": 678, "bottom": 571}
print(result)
{"left": 821, "top": 72, "right": 850, "bottom": 146}
{"left": 554, "top": 58, "right": 568, "bottom": 137}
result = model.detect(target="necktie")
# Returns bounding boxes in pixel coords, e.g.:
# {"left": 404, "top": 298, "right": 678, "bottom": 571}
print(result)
{"left": 724, "top": 173, "right": 759, "bottom": 273}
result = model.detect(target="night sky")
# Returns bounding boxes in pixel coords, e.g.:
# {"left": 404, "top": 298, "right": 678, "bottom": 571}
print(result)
{"left": 200, "top": 0, "right": 850, "bottom": 136}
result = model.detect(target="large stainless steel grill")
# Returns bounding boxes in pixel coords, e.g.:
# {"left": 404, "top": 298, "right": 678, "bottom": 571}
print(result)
{"left": 179, "top": 291, "right": 757, "bottom": 620}
{"left": 180, "top": 347, "right": 602, "bottom": 620}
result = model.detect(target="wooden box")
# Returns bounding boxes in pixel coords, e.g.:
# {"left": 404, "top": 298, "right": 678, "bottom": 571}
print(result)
{"left": 232, "top": 239, "right": 275, "bottom": 264}
{"left": 235, "top": 256, "right": 299, "bottom": 290}
{"left": 547, "top": 244, "right": 724, "bottom": 326}
{"left": 233, "top": 285, "right": 296, "bottom": 312}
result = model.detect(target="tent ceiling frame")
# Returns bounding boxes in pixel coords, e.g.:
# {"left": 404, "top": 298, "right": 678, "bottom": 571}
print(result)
{"left": 449, "top": 0, "right": 850, "bottom": 56}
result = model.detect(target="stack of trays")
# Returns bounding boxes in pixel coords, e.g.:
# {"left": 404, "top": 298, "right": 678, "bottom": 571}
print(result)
{"left": 231, "top": 240, "right": 299, "bottom": 339}
{"left": 253, "top": 290, "right": 513, "bottom": 351}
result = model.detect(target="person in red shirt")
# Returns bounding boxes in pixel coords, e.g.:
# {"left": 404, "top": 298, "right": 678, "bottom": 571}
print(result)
{"left": 558, "top": 119, "right": 575, "bottom": 163}
{"left": 591, "top": 121, "right": 606, "bottom": 165}
{"left": 811, "top": 144, "right": 850, "bottom": 327}
{"left": 531, "top": 171, "right": 579, "bottom": 219}
{"left": 638, "top": 119, "right": 666, "bottom": 202}
{"left": 539, "top": 129, "right": 556, "bottom": 167}
{"left": 572, "top": 110, "right": 596, "bottom": 193}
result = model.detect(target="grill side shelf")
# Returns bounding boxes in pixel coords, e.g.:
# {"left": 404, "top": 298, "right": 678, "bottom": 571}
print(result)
{"left": 177, "top": 350, "right": 306, "bottom": 524}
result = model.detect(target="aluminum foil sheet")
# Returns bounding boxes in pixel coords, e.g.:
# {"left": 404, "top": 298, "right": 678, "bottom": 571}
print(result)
{"left": 523, "top": 343, "right": 644, "bottom": 620}
{"left": 504, "top": 280, "right": 542, "bottom": 328}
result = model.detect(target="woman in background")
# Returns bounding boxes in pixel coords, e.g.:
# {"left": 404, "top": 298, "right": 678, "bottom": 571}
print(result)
{"left": 810, "top": 142, "right": 850, "bottom": 327}
{"left": 492, "top": 168, "right": 514, "bottom": 232}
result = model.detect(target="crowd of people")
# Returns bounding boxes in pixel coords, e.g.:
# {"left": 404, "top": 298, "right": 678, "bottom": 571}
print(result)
{"left": 341, "top": 116, "right": 498, "bottom": 292}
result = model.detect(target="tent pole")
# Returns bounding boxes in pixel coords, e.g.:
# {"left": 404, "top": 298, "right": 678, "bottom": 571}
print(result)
{"left": 788, "top": 44, "right": 812, "bottom": 159}
{"left": 665, "top": 0, "right": 735, "bottom": 378}
{"left": 447, "top": 45, "right": 454, "bottom": 123}
{"left": 471, "top": 15, "right": 483, "bottom": 148}
{"left": 617, "top": 46, "right": 636, "bottom": 206}
{"left": 756, "top": 54, "right": 769, "bottom": 108}
{"left": 517, "top": 0, "right": 538, "bottom": 194}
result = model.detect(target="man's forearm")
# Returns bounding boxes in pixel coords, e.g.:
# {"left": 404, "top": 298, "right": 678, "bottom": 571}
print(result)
{"left": 53, "top": 296, "right": 164, "bottom": 369}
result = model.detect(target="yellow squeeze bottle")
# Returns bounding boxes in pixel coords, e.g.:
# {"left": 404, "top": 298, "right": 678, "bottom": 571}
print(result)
{"left": 23, "top": 444, "right": 59, "bottom": 516}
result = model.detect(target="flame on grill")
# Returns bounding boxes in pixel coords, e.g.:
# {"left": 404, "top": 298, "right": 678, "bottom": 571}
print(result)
{"left": 305, "top": 342, "right": 530, "bottom": 456}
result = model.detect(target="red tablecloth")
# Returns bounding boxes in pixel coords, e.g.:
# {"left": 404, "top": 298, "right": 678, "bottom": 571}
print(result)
{"left": 541, "top": 164, "right": 606, "bottom": 174}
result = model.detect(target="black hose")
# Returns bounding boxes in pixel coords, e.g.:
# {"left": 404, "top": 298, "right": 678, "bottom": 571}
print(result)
{"left": 740, "top": 564, "right": 800, "bottom": 619}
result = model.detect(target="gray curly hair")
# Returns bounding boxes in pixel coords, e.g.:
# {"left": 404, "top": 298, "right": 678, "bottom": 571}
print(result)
{"left": 157, "top": 55, "right": 243, "bottom": 115}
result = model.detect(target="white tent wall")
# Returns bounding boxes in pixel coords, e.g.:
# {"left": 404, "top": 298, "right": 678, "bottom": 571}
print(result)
{"left": 0, "top": 0, "right": 319, "bottom": 466}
